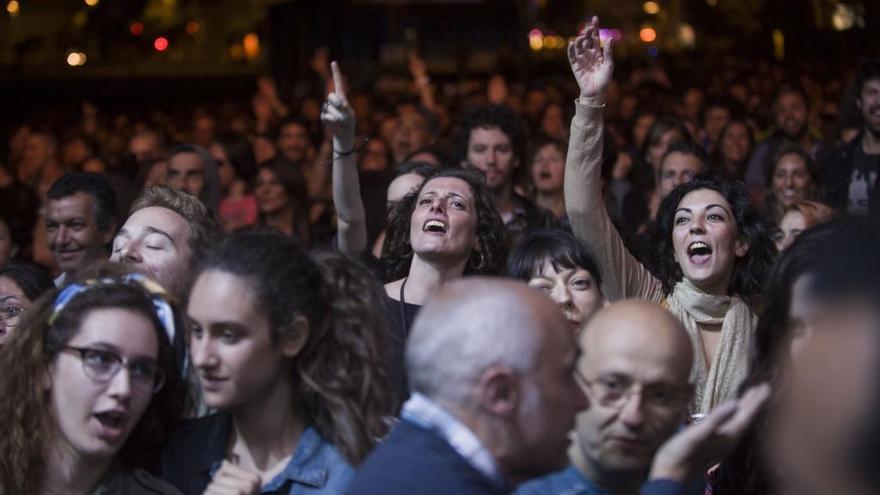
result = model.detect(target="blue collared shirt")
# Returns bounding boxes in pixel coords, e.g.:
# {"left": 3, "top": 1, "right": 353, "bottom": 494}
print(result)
{"left": 401, "top": 393, "right": 507, "bottom": 490}
{"left": 208, "top": 427, "right": 353, "bottom": 494}
{"left": 514, "top": 465, "right": 610, "bottom": 495}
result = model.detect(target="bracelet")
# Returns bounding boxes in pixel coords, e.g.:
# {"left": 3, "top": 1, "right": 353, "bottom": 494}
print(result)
{"left": 323, "top": 137, "right": 370, "bottom": 165}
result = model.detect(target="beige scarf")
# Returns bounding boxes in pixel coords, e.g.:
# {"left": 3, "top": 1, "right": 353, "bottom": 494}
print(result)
{"left": 665, "top": 278, "right": 756, "bottom": 414}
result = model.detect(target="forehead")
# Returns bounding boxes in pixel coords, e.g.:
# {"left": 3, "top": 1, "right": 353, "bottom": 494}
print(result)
{"left": 468, "top": 126, "right": 511, "bottom": 146}
{"left": 581, "top": 322, "right": 690, "bottom": 382}
{"left": 168, "top": 152, "right": 204, "bottom": 171}
{"left": 124, "top": 206, "right": 191, "bottom": 242}
{"left": 677, "top": 188, "right": 732, "bottom": 211}
{"left": 533, "top": 258, "right": 593, "bottom": 280}
{"left": 0, "top": 276, "right": 27, "bottom": 301}
{"left": 420, "top": 177, "right": 474, "bottom": 199}
{"left": 71, "top": 307, "right": 159, "bottom": 357}
{"left": 281, "top": 122, "right": 307, "bottom": 135}
{"left": 189, "top": 270, "right": 262, "bottom": 324}
{"left": 777, "top": 153, "right": 806, "bottom": 169}
{"left": 861, "top": 78, "right": 880, "bottom": 93}
{"left": 47, "top": 192, "right": 96, "bottom": 219}
{"left": 777, "top": 91, "right": 806, "bottom": 106}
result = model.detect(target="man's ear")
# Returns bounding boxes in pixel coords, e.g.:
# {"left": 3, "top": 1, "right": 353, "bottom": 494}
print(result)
{"left": 279, "top": 315, "right": 310, "bottom": 358}
{"left": 477, "top": 366, "right": 520, "bottom": 419}
{"left": 735, "top": 237, "right": 750, "bottom": 258}
{"left": 101, "top": 221, "right": 117, "bottom": 245}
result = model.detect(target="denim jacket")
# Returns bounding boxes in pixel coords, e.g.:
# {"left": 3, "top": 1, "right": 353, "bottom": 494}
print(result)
{"left": 161, "top": 412, "right": 353, "bottom": 495}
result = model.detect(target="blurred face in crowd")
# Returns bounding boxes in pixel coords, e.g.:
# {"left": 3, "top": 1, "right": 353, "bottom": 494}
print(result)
{"left": 632, "top": 114, "right": 656, "bottom": 150}
{"left": 188, "top": 270, "right": 302, "bottom": 411}
{"left": 658, "top": 151, "right": 703, "bottom": 200}
{"left": 167, "top": 152, "right": 205, "bottom": 198}
{"left": 252, "top": 136, "right": 276, "bottom": 164}
{"left": 360, "top": 138, "right": 390, "bottom": 172}
{"left": 192, "top": 115, "right": 215, "bottom": 148}
{"left": 0, "top": 277, "right": 30, "bottom": 343}
{"left": 21, "top": 133, "right": 56, "bottom": 179}
{"left": 531, "top": 143, "right": 566, "bottom": 195}
{"left": 466, "top": 127, "right": 517, "bottom": 193}
{"left": 386, "top": 172, "right": 425, "bottom": 207}
{"left": 672, "top": 188, "right": 749, "bottom": 296}
{"left": 129, "top": 132, "right": 162, "bottom": 165}
{"left": 46, "top": 192, "right": 113, "bottom": 274}
{"left": 49, "top": 308, "right": 160, "bottom": 461}
{"left": 576, "top": 302, "right": 692, "bottom": 475}
{"left": 857, "top": 78, "right": 880, "bottom": 136}
{"left": 63, "top": 138, "right": 92, "bottom": 168}
{"left": 772, "top": 152, "right": 815, "bottom": 207}
{"left": 143, "top": 161, "right": 167, "bottom": 188}
{"left": 392, "top": 112, "right": 432, "bottom": 164}
{"left": 277, "top": 122, "right": 310, "bottom": 163}
{"left": 527, "top": 260, "right": 603, "bottom": 331}
{"left": 646, "top": 129, "right": 683, "bottom": 169}
{"left": 541, "top": 104, "right": 566, "bottom": 140}
{"left": 255, "top": 168, "right": 290, "bottom": 216}
{"left": 775, "top": 91, "right": 809, "bottom": 140}
{"left": 209, "top": 143, "right": 236, "bottom": 190}
{"left": 703, "top": 106, "right": 731, "bottom": 145}
{"left": 0, "top": 218, "right": 16, "bottom": 265}
{"left": 770, "top": 299, "right": 880, "bottom": 495}
{"left": 409, "top": 177, "right": 479, "bottom": 263}
{"left": 719, "top": 121, "right": 751, "bottom": 167}
{"left": 111, "top": 206, "right": 193, "bottom": 299}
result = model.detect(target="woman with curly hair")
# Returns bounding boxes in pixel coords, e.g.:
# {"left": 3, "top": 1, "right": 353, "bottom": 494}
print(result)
{"left": 162, "top": 230, "right": 392, "bottom": 494}
{"left": 565, "top": 17, "right": 776, "bottom": 414}
{"left": 0, "top": 266, "right": 188, "bottom": 494}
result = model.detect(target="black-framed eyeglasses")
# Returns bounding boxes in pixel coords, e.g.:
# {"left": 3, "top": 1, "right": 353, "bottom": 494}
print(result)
{"left": 0, "top": 305, "right": 25, "bottom": 326}
{"left": 578, "top": 374, "right": 688, "bottom": 414}
{"left": 61, "top": 346, "right": 166, "bottom": 394}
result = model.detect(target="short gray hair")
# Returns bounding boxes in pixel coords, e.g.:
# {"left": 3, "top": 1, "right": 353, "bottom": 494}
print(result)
{"left": 405, "top": 278, "right": 545, "bottom": 406}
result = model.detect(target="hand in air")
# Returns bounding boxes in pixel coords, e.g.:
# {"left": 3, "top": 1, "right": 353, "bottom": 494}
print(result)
{"left": 568, "top": 16, "right": 614, "bottom": 98}
{"left": 320, "top": 61, "right": 355, "bottom": 143}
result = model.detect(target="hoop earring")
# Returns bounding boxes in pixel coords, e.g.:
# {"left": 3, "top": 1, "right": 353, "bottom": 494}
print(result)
{"left": 469, "top": 249, "right": 486, "bottom": 271}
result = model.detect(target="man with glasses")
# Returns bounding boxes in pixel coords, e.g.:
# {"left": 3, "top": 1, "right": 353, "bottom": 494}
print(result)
{"left": 517, "top": 299, "right": 695, "bottom": 495}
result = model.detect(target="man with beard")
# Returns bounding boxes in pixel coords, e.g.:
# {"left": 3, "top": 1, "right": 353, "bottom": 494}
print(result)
{"left": 453, "top": 105, "right": 554, "bottom": 245}
{"left": 823, "top": 59, "right": 880, "bottom": 215}
{"left": 744, "top": 84, "right": 829, "bottom": 198}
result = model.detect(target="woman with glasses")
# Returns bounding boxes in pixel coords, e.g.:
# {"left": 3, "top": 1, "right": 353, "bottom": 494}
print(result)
{"left": 162, "top": 230, "right": 392, "bottom": 494}
{"left": 0, "top": 264, "right": 188, "bottom": 494}
{"left": 0, "top": 259, "right": 53, "bottom": 344}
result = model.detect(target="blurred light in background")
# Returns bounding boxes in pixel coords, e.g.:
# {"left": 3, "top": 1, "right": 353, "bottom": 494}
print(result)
{"left": 706, "top": 0, "right": 717, "bottom": 5}
{"left": 772, "top": 29, "right": 784, "bottom": 60}
{"left": 639, "top": 27, "right": 657, "bottom": 43}
{"left": 186, "top": 21, "right": 201, "bottom": 35}
{"left": 84, "top": 0, "right": 99, "bottom": 7}
{"left": 529, "top": 29, "right": 543, "bottom": 51}
{"left": 130, "top": 22, "right": 144, "bottom": 36}
{"left": 67, "top": 51, "right": 87, "bottom": 66}
{"left": 6, "top": 0, "right": 19, "bottom": 16}
{"left": 154, "top": 36, "right": 169, "bottom": 52}
{"left": 643, "top": 1, "right": 660, "bottom": 15}
{"left": 832, "top": 3, "right": 858, "bottom": 31}
{"left": 243, "top": 32, "right": 260, "bottom": 60}
{"left": 678, "top": 23, "right": 696, "bottom": 48}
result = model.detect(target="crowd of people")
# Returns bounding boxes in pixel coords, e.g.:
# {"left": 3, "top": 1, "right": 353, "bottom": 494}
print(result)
{"left": 0, "top": 14, "right": 878, "bottom": 495}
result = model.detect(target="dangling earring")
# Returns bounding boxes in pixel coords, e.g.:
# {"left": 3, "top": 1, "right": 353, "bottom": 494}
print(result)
{"left": 469, "top": 249, "right": 486, "bottom": 271}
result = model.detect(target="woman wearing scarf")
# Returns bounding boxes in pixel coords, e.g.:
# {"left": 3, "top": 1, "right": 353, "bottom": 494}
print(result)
{"left": 564, "top": 17, "right": 776, "bottom": 414}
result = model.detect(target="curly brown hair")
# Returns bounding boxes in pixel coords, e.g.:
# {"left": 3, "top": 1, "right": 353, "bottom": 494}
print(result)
{"left": 0, "top": 263, "right": 187, "bottom": 494}
{"left": 381, "top": 167, "right": 508, "bottom": 281}
{"left": 197, "top": 230, "right": 392, "bottom": 464}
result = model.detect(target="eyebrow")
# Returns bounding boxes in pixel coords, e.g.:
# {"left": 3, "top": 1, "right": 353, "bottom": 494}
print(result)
{"left": 675, "top": 204, "right": 731, "bottom": 215}
{"left": 143, "top": 226, "right": 177, "bottom": 247}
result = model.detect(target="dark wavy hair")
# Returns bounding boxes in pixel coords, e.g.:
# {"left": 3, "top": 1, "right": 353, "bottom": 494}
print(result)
{"left": 710, "top": 118, "right": 755, "bottom": 179}
{"left": 0, "top": 264, "right": 187, "bottom": 494}
{"left": 381, "top": 167, "right": 508, "bottom": 281}
{"left": 0, "top": 260, "right": 53, "bottom": 302}
{"left": 256, "top": 159, "right": 311, "bottom": 244}
{"left": 197, "top": 230, "right": 391, "bottom": 464}
{"left": 653, "top": 174, "right": 776, "bottom": 305}
{"left": 506, "top": 229, "right": 603, "bottom": 294}
{"left": 450, "top": 104, "right": 527, "bottom": 168}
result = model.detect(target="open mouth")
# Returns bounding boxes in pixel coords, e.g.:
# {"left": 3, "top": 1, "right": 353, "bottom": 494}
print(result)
{"left": 423, "top": 219, "right": 448, "bottom": 234}
{"left": 538, "top": 171, "right": 552, "bottom": 180}
{"left": 94, "top": 410, "right": 127, "bottom": 438}
{"left": 687, "top": 241, "right": 713, "bottom": 264}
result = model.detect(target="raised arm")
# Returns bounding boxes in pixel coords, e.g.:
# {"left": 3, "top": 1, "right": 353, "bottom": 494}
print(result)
{"left": 323, "top": 61, "right": 368, "bottom": 254}
{"left": 564, "top": 16, "right": 662, "bottom": 302}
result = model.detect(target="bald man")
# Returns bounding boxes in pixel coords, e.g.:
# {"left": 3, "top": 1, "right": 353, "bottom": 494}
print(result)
{"left": 517, "top": 300, "right": 694, "bottom": 495}
{"left": 347, "top": 278, "right": 588, "bottom": 495}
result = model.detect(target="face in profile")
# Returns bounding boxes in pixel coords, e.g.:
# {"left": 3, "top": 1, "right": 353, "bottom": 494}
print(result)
{"left": 50, "top": 307, "right": 160, "bottom": 460}
{"left": 527, "top": 259, "right": 603, "bottom": 331}
{"left": 671, "top": 188, "right": 749, "bottom": 295}
{"left": 187, "top": 270, "right": 298, "bottom": 411}
{"left": 409, "top": 177, "right": 479, "bottom": 263}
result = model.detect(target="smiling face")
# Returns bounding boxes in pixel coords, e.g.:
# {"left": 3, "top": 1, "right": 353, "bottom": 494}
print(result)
{"left": 531, "top": 143, "right": 566, "bottom": 195}
{"left": 772, "top": 153, "right": 814, "bottom": 207}
{"left": 528, "top": 260, "right": 603, "bottom": 331}
{"left": 775, "top": 92, "right": 808, "bottom": 140}
{"left": 255, "top": 168, "right": 290, "bottom": 215}
{"left": 50, "top": 308, "right": 158, "bottom": 461}
{"left": 110, "top": 207, "right": 193, "bottom": 299}
{"left": 858, "top": 78, "right": 880, "bottom": 136}
{"left": 409, "top": 177, "right": 479, "bottom": 264}
{"left": 46, "top": 192, "right": 113, "bottom": 274}
{"left": 672, "top": 188, "right": 749, "bottom": 295}
{"left": 720, "top": 121, "right": 751, "bottom": 166}
{"left": 187, "top": 270, "right": 293, "bottom": 411}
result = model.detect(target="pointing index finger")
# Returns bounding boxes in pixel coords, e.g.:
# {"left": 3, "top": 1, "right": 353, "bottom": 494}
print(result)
{"left": 331, "top": 61, "right": 346, "bottom": 99}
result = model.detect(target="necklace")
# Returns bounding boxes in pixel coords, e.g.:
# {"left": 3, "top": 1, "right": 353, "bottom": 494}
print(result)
{"left": 399, "top": 276, "right": 409, "bottom": 330}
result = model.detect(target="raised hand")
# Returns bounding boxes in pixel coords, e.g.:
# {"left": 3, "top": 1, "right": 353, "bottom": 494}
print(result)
{"left": 568, "top": 16, "right": 614, "bottom": 98}
{"left": 321, "top": 61, "right": 355, "bottom": 144}
{"left": 648, "top": 383, "right": 771, "bottom": 482}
